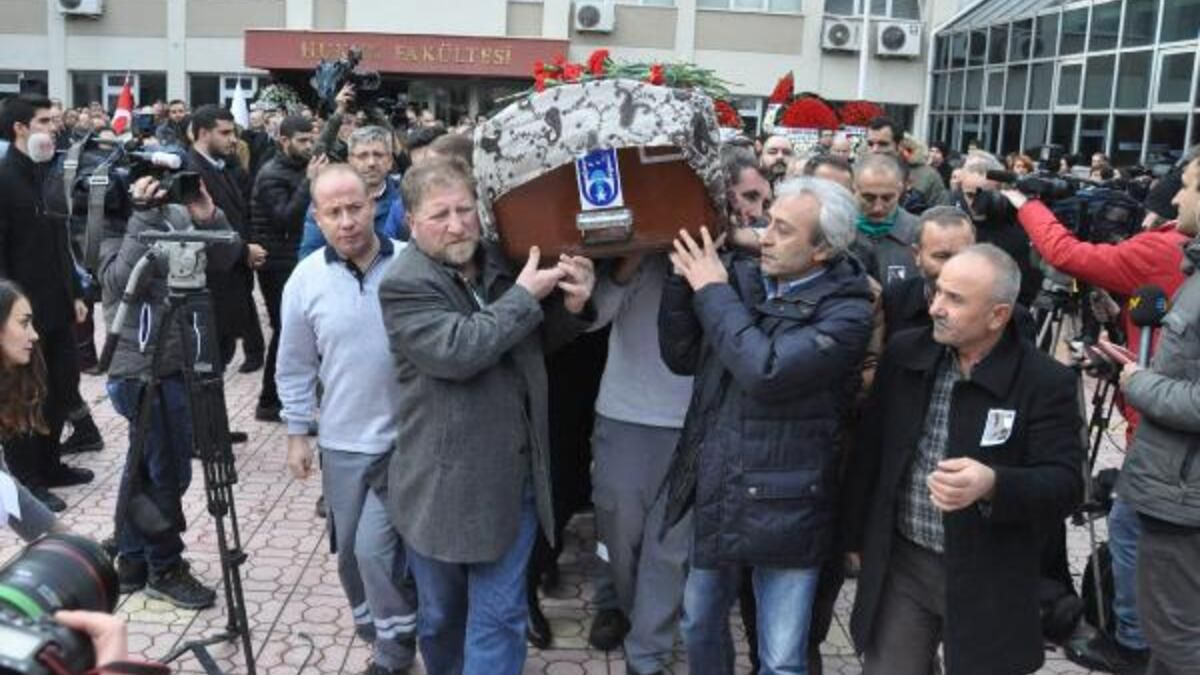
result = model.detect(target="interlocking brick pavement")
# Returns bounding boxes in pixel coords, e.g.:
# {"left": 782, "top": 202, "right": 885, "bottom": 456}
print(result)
{"left": 0, "top": 313, "right": 1122, "bottom": 674}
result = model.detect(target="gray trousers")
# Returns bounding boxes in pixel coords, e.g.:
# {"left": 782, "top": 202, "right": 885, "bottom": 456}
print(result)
{"left": 1136, "top": 523, "right": 1200, "bottom": 675}
{"left": 322, "top": 448, "right": 417, "bottom": 671}
{"left": 591, "top": 415, "right": 690, "bottom": 673}
{"left": 862, "top": 536, "right": 945, "bottom": 675}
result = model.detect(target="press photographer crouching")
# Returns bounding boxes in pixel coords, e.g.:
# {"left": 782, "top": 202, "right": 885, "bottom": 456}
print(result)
{"left": 998, "top": 158, "right": 1196, "bottom": 673}
{"left": 0, "top": 281, "right": 166, "bottom": 674}
{"left": 96, "top": 175, "right": 242, "bottom": 610}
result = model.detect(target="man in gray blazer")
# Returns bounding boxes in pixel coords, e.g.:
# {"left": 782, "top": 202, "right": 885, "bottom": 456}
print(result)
{"left": 378, "top": 156, "right": 596, "bottom": 675}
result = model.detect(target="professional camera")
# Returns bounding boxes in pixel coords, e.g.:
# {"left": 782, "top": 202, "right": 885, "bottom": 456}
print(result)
{"left": 0, "top": 534, "right": 118, "bottom": 675}
{"left": 310, "top": 46, "right": 382, "bottom": 116}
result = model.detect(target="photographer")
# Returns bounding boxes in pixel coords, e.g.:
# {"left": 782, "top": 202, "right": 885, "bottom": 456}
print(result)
{"left": 1116, "top": 156, "right": 1200, "bottom": 675}
{"left": 999, "top": 161, "right": 1194, "bottom": 673}
{"left": 97, "top": 175, "right": 241, "bottom": 610}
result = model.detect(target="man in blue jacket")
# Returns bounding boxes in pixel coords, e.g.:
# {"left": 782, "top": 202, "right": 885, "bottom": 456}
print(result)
{"left": 659, "top": 177, "right": 874, "bottom": 675}
{"left": 297, "top": 126, "right": 407, "bottom": 258}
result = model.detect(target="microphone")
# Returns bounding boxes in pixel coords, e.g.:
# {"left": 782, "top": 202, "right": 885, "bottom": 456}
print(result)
{"left": 1128, "top": 285, "right": 1169, "bottom": 366}
{"left": 128, "top": 150, "right": 183, "bottom": 170}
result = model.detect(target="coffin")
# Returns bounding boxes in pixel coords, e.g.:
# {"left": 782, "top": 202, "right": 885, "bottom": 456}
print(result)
{"left": 474, "top": 79, "right": 726, "bottom": 262}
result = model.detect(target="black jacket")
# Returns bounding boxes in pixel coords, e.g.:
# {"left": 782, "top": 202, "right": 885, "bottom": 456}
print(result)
{"left": 659, "top": 253, "right": 874, "bottom": 569}
{"left": 0, "top": 148, "right": 79, "bottom": 333}
{"left": 847, "top": 323, "right": 1083, "bottom": 675}
{"left": 250, "top": 152, "right": 309, "bottom": 270}
{"left": 186, "top": 148, "right": 253, "bottom": 339}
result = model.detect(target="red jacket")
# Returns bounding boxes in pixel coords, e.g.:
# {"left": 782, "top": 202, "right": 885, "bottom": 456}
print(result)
{"left": 1017, "top": 200, "right": 1191, "bottom": 437}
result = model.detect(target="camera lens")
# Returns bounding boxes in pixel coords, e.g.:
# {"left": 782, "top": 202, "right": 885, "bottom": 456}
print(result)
{"left": 0, "top": 534, "right": 118, "bottom": 620}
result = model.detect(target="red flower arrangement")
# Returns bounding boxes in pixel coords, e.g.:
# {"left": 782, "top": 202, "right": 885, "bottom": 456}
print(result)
{"left": 768, "top": 72, "right": 794, "bottom": 104}
{"left": 647, "top": 64, "right": 665, "bottom": 86}
{"left": 713, "top": 99, "right": 742, "bottom": 129}
{"left": 587, "top": 49, "right": 610, "bottom": 76}
{"left": 779, "top": 96, "right": 840, "bottom": 130}
{"left": 838, "top": 100, "right": 885, "bottom": 127}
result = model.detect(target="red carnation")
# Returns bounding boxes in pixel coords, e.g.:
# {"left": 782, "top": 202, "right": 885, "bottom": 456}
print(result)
{"left": 563, "top": 63, "right": 584, "bottom": 82}
{"left": 533, "top": 60, "right": 545, "bottom": 78}
{"left": 587, "top": 49, "right": 610, "bottom": 76}
{"left": 553, "top": 53, "right": 567, "bottom": 67}
{"left": 713, "top": 100, "right": 743, "bottom": 129}
{"left": 768, "top": 72, "right": 794, "bottom": 104}
{"left": 779, "top": 96, "right": 839, "bottom": 130}
{"left": 838, "top": 100, "right": 886, "bottom": 127}
{"left": 648, "top": 64, "right": 665, "bottom": 86}
{"left": 535, "top": 73, "right": 548, "bottom": 92}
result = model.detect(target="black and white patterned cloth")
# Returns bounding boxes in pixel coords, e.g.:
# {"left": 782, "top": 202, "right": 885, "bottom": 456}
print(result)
{"left": 897, "top": 348, "right": 963, "bottom": 554}
{"left": 472, "top": 78, "right": 725, "bottom": 237}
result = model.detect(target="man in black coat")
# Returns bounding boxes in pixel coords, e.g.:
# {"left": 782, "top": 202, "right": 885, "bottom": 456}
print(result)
{"left": 0, "top": 94, "right": 94, "bottom": 511}
{"left": 848, "top": 244, "right": 1084, "bottom": 675}
{"left": 185, "top": 105, "right": 266, "bottom": 373}
{"left": 882, "top": 205, "right": 977, "bottom": 342}
{"left": 248, "top": 115, "right": 322, "bottom": 421}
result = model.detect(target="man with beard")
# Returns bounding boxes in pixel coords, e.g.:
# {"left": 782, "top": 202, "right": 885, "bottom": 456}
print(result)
{"left": 156, "top": 100, "right": 189, "bottom": 147}
{"left": 0, "top": 94, "right": 95, "bottom": 512}
{"left": 379, "top": 156, "right": 595, "bottom": 674}
{"left": 760, "top": 134, "right": 795, "bottom": 188}
{"left": 249, "top": 115, "right": 326, "bottom": 422}
{"left": 186, "top": 105, "right": 267, "bottom": 378}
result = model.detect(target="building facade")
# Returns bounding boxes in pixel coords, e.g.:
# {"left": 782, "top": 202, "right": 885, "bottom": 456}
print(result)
{"left": 2, "top": 0, "right": 963, "bottom": 134}
{"left": 929, "top": 0, "right": 1200, "bottom": 167}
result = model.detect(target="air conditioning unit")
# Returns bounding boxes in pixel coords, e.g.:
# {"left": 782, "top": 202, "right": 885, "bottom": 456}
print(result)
{"left": 57, "top": 0, "right": 104, "bottom": 16}
{"left": 876, "top": 20, "right": 922, "bottom": 58}
{"left": 822, "top": 17, "right": 862, "bottom": 53}
{"left": 574, "top": 1, "right": 615, "bottom": 33}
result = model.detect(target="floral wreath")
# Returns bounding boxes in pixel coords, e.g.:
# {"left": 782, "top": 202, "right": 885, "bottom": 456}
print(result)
{"left": 766, "top": 71, "right": 885, "bottom": 131}
{"left": 257, "top": 83, "right": 305, "bottom": 113}
{"left": 517, "top": 49, "right": 744, "bottom": 130}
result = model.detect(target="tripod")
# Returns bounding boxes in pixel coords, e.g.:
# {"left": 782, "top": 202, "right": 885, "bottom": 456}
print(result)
{"left": 103, "top": 229, "right": 256, "bottom": 675}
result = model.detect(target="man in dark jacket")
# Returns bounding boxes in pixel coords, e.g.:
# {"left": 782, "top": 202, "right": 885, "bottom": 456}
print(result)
{"left": 852, "top": 153, "right": 920, "bottom": 288}
{"left": 0, "top": 93, "right": 94, "bottom": 512}
{"left": 848, "top": 244, "right": 1084, "bottom": 675}
{"left": 1116, "top": 157, "right": 1200, "bottom": 675}
{"left": 249, "top": 114, "right": 322, "bottom": 421}
{"left": 186, "top": 105, "right": 267, "bottom": 374}
{"left": 882, "top": 205, "right": 977, "bottom": 341}
{"left": 659, "top": 177, "right": 874, "bottom": 675}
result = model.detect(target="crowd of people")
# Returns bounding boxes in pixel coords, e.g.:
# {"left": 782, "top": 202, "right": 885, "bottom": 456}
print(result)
{"left": 0, "top": 83, "right": 1197, "bottom": 675}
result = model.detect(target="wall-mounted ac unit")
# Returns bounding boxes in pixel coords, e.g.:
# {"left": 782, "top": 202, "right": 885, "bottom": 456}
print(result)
{"left": 822, "top": 17, "right": 862, "bottom": 53}
{"left": 574, "top": 1, "right": 615, "bottom": 33}
{"left": 57, "top": 0, "right": 104, "bottom": 16}
{"left": 877, "top": 20, "right": 922, "bottom": 58}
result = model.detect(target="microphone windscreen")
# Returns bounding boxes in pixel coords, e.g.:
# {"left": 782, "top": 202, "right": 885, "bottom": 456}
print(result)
{"left": 1129, "top": 285, "right": 1169, "bottom": 327}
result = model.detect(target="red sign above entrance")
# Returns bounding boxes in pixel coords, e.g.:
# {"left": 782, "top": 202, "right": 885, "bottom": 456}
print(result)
{"left": 244, "top": 30, "right": 567, "bottom": 79}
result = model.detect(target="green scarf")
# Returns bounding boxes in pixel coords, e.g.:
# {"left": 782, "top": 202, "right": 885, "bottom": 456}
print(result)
{"left": 856, "top": 211, "right": 898, "bottom": 238}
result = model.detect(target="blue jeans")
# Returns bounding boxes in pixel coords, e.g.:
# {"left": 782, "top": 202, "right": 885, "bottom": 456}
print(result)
{"left": 1108, "top": 497, "right": 1147, "bottom": 650}
{"left": 107, "top": 376, "right": 193, "bottom": 573}
{"left": 405, "top": 488, "right": 537, "bottom": 675}
{"left": 684, "top": 564, "right": 820, "bottom": 675}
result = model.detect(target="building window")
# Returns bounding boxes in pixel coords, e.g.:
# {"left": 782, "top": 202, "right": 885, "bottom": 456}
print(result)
{"left": 1088, "top": 1, "right": 1120, "bottom": 52}
{"left": 1050, "top": 114, "right": 1075, "bottom": 149}
{"left": 1158, "top": 52, "right": 1195, "bottom": 104}
{"left": 965, "top": 69, "right": 984, "bottom": 109}
{"left": 1005, "top": 65, "right": 1028, "bottom": 111}
{"left": 1115, "top": 51, "right": 1152, "bottom": 109}
{"left": 988, "top": 24, "right": 1008, "bottom": 65}
{"left": 1082, "top": 55, "right": 1115, "bottom": 109}
{"left": 0, "top": 71, "right": 49, "bottom": 101}
{"left": 823, "top": 0, "right": 917, "bottom": 19}
{"left": 70, "top": 71, "right": 166, "bottom": 111}
{"left": 1112, "top": 114, "right": 1145, "bottom": 165}
{"left": 1079, "top": 114, "right": 1108, "bottom": 156}
{"left": 968, "top": 30, "right": 987, "bottom": 67}
{"left": 986, "top": 70, "right": 1005, "bottom": 108}
{"left": 1025, "top": 113, "right": 1049, "bottom": 149}
{"left": 1122, "top": 0, "right": 1158, "bottom": 48}
{"left": 1057, "top": 63, "right": 1082, "bottom": 106}
{"left": 1060, "top": 7, "right": 1088, "bottom": 56}
{"left": 1034, "top": 13, "right": 1058, "bottom": 58}
{"left": 1009, "top": 19, "right": 1033, "bottom": 61}
{"left": 1147, "top": 115, "right": 1188, "bottom": 165}
{"left": 950, "top": 32, "right": 967, "bottom": 69}
{"left": 1161, "top": 0, "right": 1200, "bottom": 43}
{"left": 1028, "top": 62, "right": 1053, "bottom": 110}
{"left": 701, "top": 0, "right": 801, "bottom": 11}
{"left": 188, "top": 74, "right": 260, "bottom": 109}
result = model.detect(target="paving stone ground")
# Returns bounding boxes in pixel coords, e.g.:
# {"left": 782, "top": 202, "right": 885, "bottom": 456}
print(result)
{"left": 0, "top": 309, "right": 1122, "bottom": 674}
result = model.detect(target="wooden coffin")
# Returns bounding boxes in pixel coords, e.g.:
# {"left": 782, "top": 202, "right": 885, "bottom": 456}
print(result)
{"left": 491, "top": 146, "right": 720, "bottom": 262}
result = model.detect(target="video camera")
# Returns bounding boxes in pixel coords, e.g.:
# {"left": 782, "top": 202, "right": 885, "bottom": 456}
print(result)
{"left": 310, "top": 47, "right": 382, "bottom": 117}
{"left": 985, "top": 169, "right": 1143, "bottom": 245}
{"left": 0, "top": 534, "right": 118, "bottom": 675}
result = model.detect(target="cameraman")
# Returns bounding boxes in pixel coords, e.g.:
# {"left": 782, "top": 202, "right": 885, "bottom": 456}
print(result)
{"left": 97, "top": 175, "right": 241, "bottom": 610}
{"left": 1000, "top": 163, "right": 1193, "bottom": 673}
{"left": 1116, "top": 155, "right": 1200, "bottom": 675}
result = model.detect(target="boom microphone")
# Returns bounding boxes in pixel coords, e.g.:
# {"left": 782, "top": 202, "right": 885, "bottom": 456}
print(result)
{"left": 1128, "top": 285, "right": 1169, "bottom": 366}
{"left": 128, "top": 151, "right": 183, "bottom": 170}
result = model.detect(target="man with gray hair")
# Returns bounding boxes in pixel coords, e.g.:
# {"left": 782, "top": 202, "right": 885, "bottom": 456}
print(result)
{"left": 659, "top": 177, "right": 874, "bottom": 674}
{"left": 847, "top": 243, "right": 1083, "bottom": 675}
{"left": 298, "top": 125, "right": 408, "bottom": 258}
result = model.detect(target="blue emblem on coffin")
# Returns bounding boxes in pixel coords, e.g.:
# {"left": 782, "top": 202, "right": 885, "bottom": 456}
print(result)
{"left": 575, "top": 148, "right": 624, "bottom": 210}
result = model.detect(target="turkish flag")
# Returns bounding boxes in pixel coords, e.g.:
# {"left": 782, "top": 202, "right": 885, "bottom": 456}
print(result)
{"left": 111, "top": 76, "right": 134, "bottom": 135}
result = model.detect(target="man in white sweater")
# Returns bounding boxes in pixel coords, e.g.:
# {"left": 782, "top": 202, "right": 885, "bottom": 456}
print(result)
{"left": 276, "top": 164, "right": 415, "bottom": 675}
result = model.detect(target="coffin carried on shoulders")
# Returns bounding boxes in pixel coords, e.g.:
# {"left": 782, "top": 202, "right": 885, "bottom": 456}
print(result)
{"left": 473, "top": 79, "right": 726, "bottom": 262}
